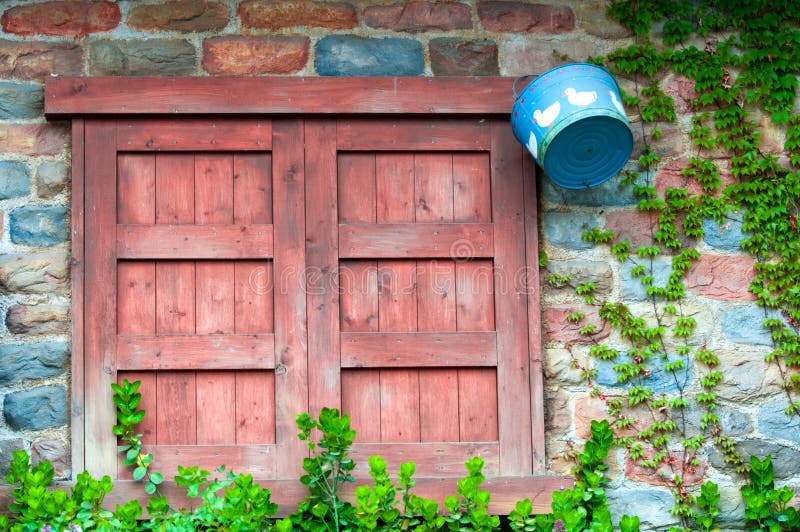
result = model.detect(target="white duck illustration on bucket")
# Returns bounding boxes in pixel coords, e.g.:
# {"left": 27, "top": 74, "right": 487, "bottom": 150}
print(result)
{"left": 511, "top": 63, "right": 634, "bottom": 189}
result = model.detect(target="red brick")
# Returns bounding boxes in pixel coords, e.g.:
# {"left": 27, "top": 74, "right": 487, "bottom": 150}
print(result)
{"left": 663, "top": 73, "right": 698, "bottom": 114}
{"left": 686, "top": 254, "right": 756, "bottom": 301}
{"left": 604, "top": 209, "right": 656, "bottom": 250}
{"left": 203, "top": 35, "right": 309, "bottom": 76}
{"left": 239, "top": 0, "right": 356, "bottom": 31}
{"left": 625, "top": 449, "right": 706, "bottom": 486}
{"left": 574, "top": 394, "right": 650, "bottom": 439}
{"left": 128, "top": 0, "right": 229, "bottom": 32}
{"left": 478, "top": 1, "right": 574, "bottom": 33}
{"left": 364, "top": 2, "right": 472, "bottom": 32}
{"left": 1, "top": 1, "right": 120, "bottom": 37}
{"left": 0, "top": 40, "right": 83, "bottom": 81}
{"left": 656, "top": 158, "right": 735, "bottom": 197}
{"left": 430, "top": 38, "right": 497, "bottom": 76}
{"left": 544, "top": 304, "right": 610, "bottom": 345}
{"left": 0, "top": 124, "right": 68, "bottom": 156}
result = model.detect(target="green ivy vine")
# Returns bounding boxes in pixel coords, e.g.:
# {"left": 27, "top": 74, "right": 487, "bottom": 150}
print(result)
{"left": 542, "top": 1, "right": 800, "bottom": 529}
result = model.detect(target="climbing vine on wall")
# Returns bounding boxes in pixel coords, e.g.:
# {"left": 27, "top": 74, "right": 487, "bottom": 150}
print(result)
{"left": 542, "top": 1, "right": 800, "bottom": 529}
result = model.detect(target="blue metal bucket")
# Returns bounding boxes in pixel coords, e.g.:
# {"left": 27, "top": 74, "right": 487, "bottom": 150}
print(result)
{"left": 511, "top": 63, "right": 633, "bottom": 189}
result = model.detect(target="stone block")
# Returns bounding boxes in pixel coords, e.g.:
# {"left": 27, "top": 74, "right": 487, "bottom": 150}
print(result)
{"left": 709, "top": 438, "right": 799, "bottom": 479}
{"left": 573, "top": 394, "right": 609, "bottom": 439}
{"left": 544, "top": 304, "right": 611, "bottom": 345}
{"left": 0, "top": 439, "right": 26, "bottom": 476}
{"left": 543, "top": 348, "right": 584, "bottom": 385}
{"left": 716, "top": 484, "right": 746, "bottom": 524}
{"left": 542, "top": 212, "right": 601, "bottom": 250}
{"left": 0, "top": 161, "right": 30, "bottom": 200}
{"left": 1, "top": 1, "right": 120, "bottom": 37}
{"left": 0, "top": 82, "right": 43, "bottom": 119}
{"left": 128, "top": 0, "right": 229, "bottom": 32}
{"left": 364, "top": 2, "right": 472, "bottom": 32}
{"left": 758, "top": 397, "right": 800, "bottom": 445}
{"left": 686, "top": 254, "right": 756, "bottom": 301}
{"left": 540, "top": 172, "right": 638, "bottom": 207}
{"left": 702, "top": 214, "right": 746, "bottom": 252}
{"left": 662, "top": 74, "right": 698, "bottom": 114}
{"left": 603, "top": 209, "right": 656, "bottom": 250}
{"left": 656, "top": 157, "right": 735, "bottom": 197}
{"left": 502, "top": 38, "right": 600, "bottom": 76}
{"left": 315, "top": 36, "right": 423, "bottom": 77}
{"left": 620, "top": 256, "right": 672, "bottom": 301}
{"left": 90, "top": 39, "right": 197, "bottom": 76}
{"left": 6, "top": 303, "right": 69, "bottom": 335}
{"left": 631, "top": 121, "right": 683, "bottom": 159}
{"left": 545, "top": 387, "right": 571, "bottom": 435}
{"left": 430, "top": 38, "right": 498, "bottom": 76}
{"left": 239, "top": 0, "right": 357, "bottom": 30}
{"left": 203, "top": 35, "right": 309, "bottom": 75}
{"left": 0, "top": 342, "right": 69, "bottom": 386}
{"left": 10, "top": 206, "right": 67, "bottom": 247}
{"left": 545, "top": 260, "right": 613, "bottom": 296}
{"left": 720, "top": 305, "right": 773, "bottom": 346}
{"left": 0, "top": 251, "right": 69, "bottom": 295}
{"left": 36, "top": 162, "right": 69, "bottom": 199}
{"left": 607, "top": 488, "right": 677, "bottom": 529}
{"left": 478, "top": 2, "right": 574, "bottom": 33}
{"left": 715, "top": 350, "right": 781, "bottom": 401}
{"left": 574, "top": 0, "right": 631, "bottom": 38}
{"left": 31, "top": 439, "right": 70, "bottom": 479}
{"left": 0, "top": 41, "right": 83, "bottom": 81}
{"left": 4, "top": 385, "right": 68, "bottom": 431}
{"left": 0, "top": 124, "right": 68, "bottom": 156}
{"left": 684, "top": 401, "right": 754, "bottom": 437}
{"left": 625, "top": 449, "right": 706, "bottom": 486}
{"left": 595, "top": 352, "right": 693, "bottom": 394}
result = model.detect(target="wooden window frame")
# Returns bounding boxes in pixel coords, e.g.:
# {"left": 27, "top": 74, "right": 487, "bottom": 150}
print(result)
{"left": 46, "top": 77, "right": 568, "bottom": 513}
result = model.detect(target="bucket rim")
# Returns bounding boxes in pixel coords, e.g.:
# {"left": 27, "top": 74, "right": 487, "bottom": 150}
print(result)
{"left": 512, "top": 62, "right": 621, "bottom": 102}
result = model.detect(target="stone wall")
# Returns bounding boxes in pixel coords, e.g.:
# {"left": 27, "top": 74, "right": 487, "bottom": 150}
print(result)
{"left": 0, "top": 0, "right": 796, "bottom": 525}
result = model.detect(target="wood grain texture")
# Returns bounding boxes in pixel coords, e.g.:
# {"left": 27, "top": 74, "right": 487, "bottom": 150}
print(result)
{"left": 70, "top": 118, "right": 86, "bottom": 475}
{"left": 234, "top": 153, "right": 272, "bottom": 224}
{"left": 155, "top": 153, "right": 194, "bottom": 224}
{"left": 234, "top": 261, "right": 273, "bottom": 334}
{"left": 156, "top": 372, "right": 197, "bottom": 445}
{"left": 337, "top": 119, "right": 490, "bottom": 151}
{"left": 146, "top": 444, "right": 277, "bottom": 477}
{"left": 117, "top": 119, "right": 271, "bottom": 150}
{"left": 155, "top": 261, "right": 195, "bottom": 334}
{"left": 117, "top": 153, "right": 154, "bottom": 224}
{"left": 453, "top": 153, "right": 491, "bottom": 223}
{"left": 46, "top": 77, "right": 515, "bottom": 117}
{"left": 337, "top": 153, "right": 375, "bottom": 223}
{"left": 195, "top": 153, "right": 233, "bottom": 224}
{"left": 117, "top": 224, "right": 273, "bottom": 259}
{"left": 351, "top": 442, "right": 498, "bottom": 476}
{"left": 341, "top": 369, "right": 381, "bottom": 443}
{"left": 117, "top": 335, "right": 275, "bottom": 370}
{"left": 376, "top": 154, "right": 414, "bottom": 223}
{"left": 339, "top": 223, "right": 492, "bottom": 259}
{"left": 195, "top": 261, "right": 235, "bottom": 335}
{"left": 340, "top": 332, "right": 496, "bottom": 367}
{"left": 236, "top": 371, "right": 276, "bottom": 444}
{"left": 196, "top": 372, "right": 236, "bottom": 444}
{"left": 84, "top": 119, "right": 118, "bottom": 476}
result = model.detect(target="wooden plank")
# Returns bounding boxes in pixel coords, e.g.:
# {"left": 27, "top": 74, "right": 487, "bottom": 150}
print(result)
{"left": 84, "top": 119, "right": 117, "bottom": 477}
{"left": 376, "top": 154, "right": 414, "bottom": 223}
{"left": 155, "top": 261, "right": 195, "bottom": 334}
{"left": 117, "top": 119, "right": 271, "bottom": 150}
{"left": 337, "top": 119, "right": 490, "bottom": 151}
{"left": 118, "top": 224, "right": 274, "bottom": 259}
{"left": 523, "top": 152, "right": 546, "bottom": 474}
{"left": 146, "top": 444, "right": 277, "bottom": 477}
{"left": 341, "top": 369, "right": 381, "bottom": 443}
{"left": 458, "top": 368, "right": 499, "bottom": 442}
{"left": 195, "top": 153, "right": 233, "bottom": 224}
{"left": 117, "top": 371, "right": 158, "bottom": 479}
{"left": 195, "top": 261, "right": 235, "bottom": 335}
{"left": 155, "top": 153, "right": 194, "bottom": 224}
{"left": 117, "top": 262, "right": 156, "bottom": 336}
{"left": 350, "top": 442, "right": 498, "bottom": 476}
{"left": 456, "top": 260, "right": 495, "bottom": 331}
{"left": 156, "top": 372, "right": 197, "bottom": 445}
{"left": 70, "top": 118, "right": 86, "bottom": 475}
{"left": 339, "top": 223, "right": 493, "bottom": 259}
{"left": 340, "top": 261, "right": 378, "bottom": 332}
{"left": 234, "top": 153, "right": 272, "bottom": 224}
{"left": 341, "top": 332, "right": 497, "bottom": 367}
{"left": 236, "top": 371, "right": 276, "bottom": 444}
{"left": 46, "top": 77, "right": 516, "bottom": 117}
{"left": 453, "top": 153, "right": 492, "bottom": 223}
{"left": 196, "top": 372, "right": 236, "bottom": 444}
{"left": 305, "top": 119, "right": 340, "bottom": 417}
{"left": 235, "top": 261, "right": 273, "bottom": 334}
{"left": 416, "top": 260, "right": 456, "bottom": 331}
{"left": 419, "top": 370, "right": 459, "bottom": 442}
{"left": 379, "top": 369, "right": 420, "bottom": 443}
{"left": 337, "top": 153, "right": 375, "bottom": 223}
{"left": 117, "top": 153, "right": 155, "bottom": 224}
{"left": 491, "top": 120, "right": 532, "bottom": 475}
{"left": 414, "top": 154, "right": 453, "bottom": 223}
{"left": 117, "top": 335, "right": 275, "bottom": 370}
{"left": 272, "top": 118, "right": 308, "bottom": 477}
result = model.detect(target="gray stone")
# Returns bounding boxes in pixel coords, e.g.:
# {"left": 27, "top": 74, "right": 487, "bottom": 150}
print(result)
{"left": 720, "top": 305, "right": 774, "bottom": 346}
{"left": 543, "top": 212, "right": 602, "bottom": 250}
{"left": 546, "top": 260, "right": 613, "bottom": 295}
{"left": 6, "top": 302, "right": 69, "bottom": 335}
{"left": 10, "top": 206, "right": 67, "bottom": 247}
{"left": 716, "top": 484, "right": 746, "bottom": 524}
{"left": 4, "top": 385, "right": 68, "bottom": 430}
{"left": 0, "top": 161, "right": 30, "bottom": 199}
{"left": 35, "top": 161, "right": 68, "bottom": 198}
{"left": 595, "top": 352, "right": 693, "bottom": 393}
{"left": 620, "top": 256, "right": 672, "bottom": 301}
{"left": 703, "top": 215, "right": 747, "bottom": 252}
{"left": 89, "top": 39, "right": 197, "bottom": 76}
{"left": 31, "top": 439, "right": 69, "bottom": 479}
{"left": 0, "top": 438, "right": 26, "bottom": 476}
{"left": 759, "top": 397, "right": 800, "bottom": 445}
{"left": 540, "top": 173, "right": 639, "bottom": 207}
{"left": 607, "top": 488, "right": 678, "bottom": 529}
{"left": 315, "top": 35, "right": 423, "bottom": 76}
{"left": 685, "top": 401, "right": 754, "bottom": 437}
{"left": 0, "top": 251, "right": 69, "bottom": 294}
{"left": 0, "top": 82, "right": 43, "bottom": 119}
{"left": 716, "top": 350, "right": 781, "bottom": 401}
{"left": 0, "top": 342, "right": 68, "bottom": 386}
{"left": 709, "top": 438, "right": 800, "bottom": 479}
